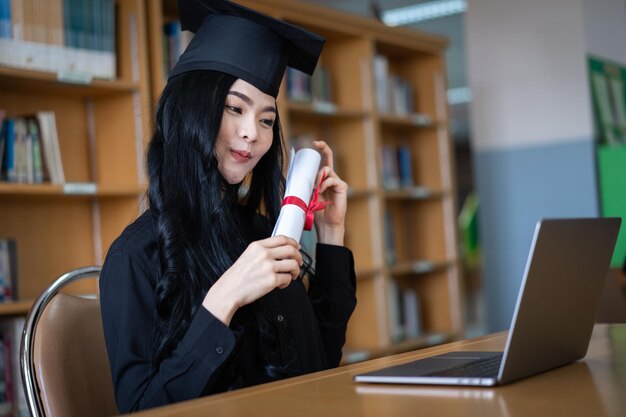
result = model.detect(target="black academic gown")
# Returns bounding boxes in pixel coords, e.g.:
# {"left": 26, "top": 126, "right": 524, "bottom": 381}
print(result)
{"left": 99, "top": 210, "right": 357, "bottom": 413}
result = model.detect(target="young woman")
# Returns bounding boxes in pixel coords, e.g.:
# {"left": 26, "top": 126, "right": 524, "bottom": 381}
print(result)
{"left": 99, "top": 0, "right": 356, "bottom": 413}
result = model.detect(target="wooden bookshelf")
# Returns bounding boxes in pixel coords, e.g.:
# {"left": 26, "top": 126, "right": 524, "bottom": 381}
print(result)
{"left": 0, "top": 300, "right": 33, "bottom": 317}
{"left": 146, "top": 0, "right": 463, "bottom": 360}
{"left": 0, "top": 0, "right": 150, "bottom": 306}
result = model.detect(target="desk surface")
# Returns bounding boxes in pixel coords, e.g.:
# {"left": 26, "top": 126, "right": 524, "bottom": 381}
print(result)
{"left": 126, "top": 324, "right": 626, "bottom": 417}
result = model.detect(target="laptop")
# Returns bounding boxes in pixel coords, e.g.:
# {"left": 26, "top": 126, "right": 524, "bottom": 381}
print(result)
{"left": 354, "top": 217, "right": 621, "bottom": 387}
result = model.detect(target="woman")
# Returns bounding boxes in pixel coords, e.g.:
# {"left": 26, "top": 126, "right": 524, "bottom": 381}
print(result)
{"left": 99, "top": 0, "right": 356, "bottom": 413}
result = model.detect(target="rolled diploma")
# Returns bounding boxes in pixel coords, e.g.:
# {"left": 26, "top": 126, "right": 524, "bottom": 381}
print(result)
{"left": 272, "top": 148, "right": 321, "bottom": 242}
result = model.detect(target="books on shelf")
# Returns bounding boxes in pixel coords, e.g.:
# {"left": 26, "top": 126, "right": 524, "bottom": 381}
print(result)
{"left": 286, "top": 65, "right": 334, "bottom": 105}
{"left": 387, "top": 280, "right": 422, "bottom": 343}
{"left": 287, "top": 67, "right": 311, "bottom": 102}
{"left": 380, "top": 143, "right": 414, "bottom": 189}
{"left": 0, "top": 317, "right": 27, "bottom": 417}
{"left": 387, "top": 279, "right": 402, "bottom": 343}
{"left": 0, "top": 238, "right": 17, "bottom": 302}
{"left": 373, "top": 54, "right": 416, "bottom": 116}
{"left": 311, "top": 64, "right": 333, "bottom": 104}
{"left": 0, "top": 0, "right": 116, "bottom": 80}
{"left": 384, "top": 210, "right": 396, "bottom": 265}
{"left": 1, "top": 111, "right": 65, "bottom": 184}
{"left": 403, "top": 288, "right": 422, "bottom": 339}
{"left": 36, "top": 111, "right": 64, "bottom": 184}
{"left": 397, "top": 144, "right": 414, "bottom": 187}
{"left": 162, "top": 20, "right": 194, "bottom": 78}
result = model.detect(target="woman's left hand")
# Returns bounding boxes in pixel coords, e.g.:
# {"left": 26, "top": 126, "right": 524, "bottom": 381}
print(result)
{"left": 312, "top": 140, "right": 348, "bottom": 246}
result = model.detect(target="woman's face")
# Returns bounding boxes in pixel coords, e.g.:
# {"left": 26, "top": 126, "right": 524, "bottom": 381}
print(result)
{"left": 214, "top": 79, "right": 276, "bottom": 184}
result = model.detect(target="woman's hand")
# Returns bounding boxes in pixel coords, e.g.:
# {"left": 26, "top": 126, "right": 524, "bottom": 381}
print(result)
{"left": 202, "top": 236, "right": 302, "bottom": 325}
{"left": 312, "top": 140, "right": 348, "bottom": 246}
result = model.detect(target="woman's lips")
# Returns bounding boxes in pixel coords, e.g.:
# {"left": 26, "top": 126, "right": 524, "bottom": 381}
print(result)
{"left": 230, "top": 149, "right": 252, "bottom": 163}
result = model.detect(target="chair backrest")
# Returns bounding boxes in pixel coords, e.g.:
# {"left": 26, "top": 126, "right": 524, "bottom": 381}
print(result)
{"left": 20, "top": 266, "right": 118, "bottom": 417}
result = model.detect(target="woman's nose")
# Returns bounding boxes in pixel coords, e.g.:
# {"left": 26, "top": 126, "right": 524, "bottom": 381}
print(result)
{"left": 238, "top": 117, "right": 257, "bottom": 142}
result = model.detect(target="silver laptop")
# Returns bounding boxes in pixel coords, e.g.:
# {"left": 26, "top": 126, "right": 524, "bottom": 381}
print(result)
{"left": 354, "top": 217, "right": 621, "bottom": 387}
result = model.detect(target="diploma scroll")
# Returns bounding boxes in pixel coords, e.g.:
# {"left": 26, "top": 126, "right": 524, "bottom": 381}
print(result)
{"left": 272, "top": 148, "right": 321, "bottom": 242}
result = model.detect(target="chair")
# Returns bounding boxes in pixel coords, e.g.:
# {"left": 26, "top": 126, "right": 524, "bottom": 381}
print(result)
{"left": 20, "top": 266, "right": 118, "bottom": 417}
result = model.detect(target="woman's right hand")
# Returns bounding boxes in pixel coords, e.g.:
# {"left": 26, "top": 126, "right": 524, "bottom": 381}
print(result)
{"left": 202, "top": 235, "right": 302, "bottom": 325}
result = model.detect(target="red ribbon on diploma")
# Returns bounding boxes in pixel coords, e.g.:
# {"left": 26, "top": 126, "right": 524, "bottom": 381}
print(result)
{"left": 281, "top": 172, "right": 330, "bottom": 231}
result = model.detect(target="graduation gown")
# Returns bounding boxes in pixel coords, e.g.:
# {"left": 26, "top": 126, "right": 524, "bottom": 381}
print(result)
{"left": 99, "top": 210, "right": 357, "bottom": 412}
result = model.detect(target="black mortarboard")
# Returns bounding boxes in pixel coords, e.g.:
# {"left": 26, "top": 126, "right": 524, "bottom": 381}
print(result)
{"left": 169, "top": 0, "right": 325, "bottom": 98}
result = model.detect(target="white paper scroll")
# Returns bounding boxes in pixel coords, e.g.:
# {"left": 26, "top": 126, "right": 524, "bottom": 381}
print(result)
{"left": 272, "top": 148, "right": 321, "bottom": 242}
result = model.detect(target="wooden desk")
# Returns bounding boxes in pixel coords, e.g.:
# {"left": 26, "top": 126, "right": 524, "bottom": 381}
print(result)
{"left": 126, "top": 324, "right": 626, "bottom": 417}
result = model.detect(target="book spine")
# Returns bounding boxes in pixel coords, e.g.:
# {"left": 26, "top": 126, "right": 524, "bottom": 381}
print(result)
{"left": 27, "top": 118, "right": 43, "bottom": 183}
{"left": 373, "top": 55, "right": 389, "bottom": 113}
{"left": 384, "top": 210, "right": 396, "bottom": 265}
{"left": 403, "top": 288, "right": 421, "bottom": 339}
{"left": 2, "top": 119, "right": 15, "bottom": 182}
{"left": 0, "top": 0, "right": 11, "bottom": 38}
{"left": 9, "top": 0, "right": 21, "bottom": 40}
{"left": 46, "top": 112, "right": 65, "bottom": 184}
{"left": 6, "top": 240, "right": 17, "bottom": 301}
{"left": 380, "top": 144, "right": 399, "bottom": 189}
{"left": 397, "top": 144, "right": 414, "bottom": 187}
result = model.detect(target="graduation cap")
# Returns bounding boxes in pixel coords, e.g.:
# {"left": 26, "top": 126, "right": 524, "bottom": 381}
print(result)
{"left": 169, "top": 0, "right": 326, "bottom": 98}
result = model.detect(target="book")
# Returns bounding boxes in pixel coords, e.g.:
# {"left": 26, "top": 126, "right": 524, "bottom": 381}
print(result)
{"left": 0, "top": 239, "right": 17, "bottom": 301}
{"left": 397, "top": 144, "right": 414, "bottom": 187}
{"left": 384, "top": 210, "right": 396, "bottom": 265}
{"left": 373, "top": 54, "right": 416, "bottom": 116}
{"left": 311, "top": 64, "right": 333, "bottom": 104}
{"left": 373, "top": 54, "right": 389, "bottom": 113}
{"left": 27, "top": 117, "right": 44, "bottom": 183}
{"left": 0, "top": 317, "right": 27, "bottom": 417}
{"left": 0, "top": 0, "right": 11, "bottom": 39}
{"left": 0, "top": 0, "right": 116, "bottom": 79}
{"left": 0, "top": 113, "right": 63, "bottom": 184}
{"left": 36, "top": 111, "right": 64, "bottom": 184}
{"left": 380, "top": 144, "right": 399, "bottom": 189}
{"left": 162, "top": 20, "right": 194, "bottom": 77}
{"left": 0, "top": 119, "right": 15, "bottom": 182}
{"left": 389, "top": 76, "right": 414, "bottom": 115}
{"left": 163, "top": 20, "right": 181, "bottom": 72}
{"left": 9, "top": 0, "right": 21, "bottom": 40}
{"left": 387, "top": 279, "right": 403, "bottom": 343}
{"left": 11, "top": 117, "right": 27, "bottom": 183}
{"left": 286, "top": 67, "right": 312, "bottom": 102}
{"left": 402, "top": 288, "right": 421, "bottom": 339}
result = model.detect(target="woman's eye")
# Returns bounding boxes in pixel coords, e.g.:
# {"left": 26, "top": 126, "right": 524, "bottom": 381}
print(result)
{"left": 226, "top": 105, "right": 242, "bottom": 114}
{"left": 261, "top": 119, "right": 275, "bottom": 128}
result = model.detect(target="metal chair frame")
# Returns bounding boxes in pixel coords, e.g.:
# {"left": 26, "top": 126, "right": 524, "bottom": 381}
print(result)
{"left": 20, "top": 266, "right": 102, "bottom": 417}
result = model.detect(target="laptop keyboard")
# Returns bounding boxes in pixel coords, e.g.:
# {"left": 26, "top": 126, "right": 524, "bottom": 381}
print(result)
{"left": 425, "top": 353, "right": 503, "bottom": 378}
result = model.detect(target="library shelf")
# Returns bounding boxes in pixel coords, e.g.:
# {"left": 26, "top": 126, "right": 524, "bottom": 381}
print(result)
{"left": 0, "top": 0, "right": 151, "bottom": 311}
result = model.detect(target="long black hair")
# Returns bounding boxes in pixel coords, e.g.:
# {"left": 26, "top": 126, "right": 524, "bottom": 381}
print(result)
{"left": 146, "top": 70, "right": 303, "bottom": 386}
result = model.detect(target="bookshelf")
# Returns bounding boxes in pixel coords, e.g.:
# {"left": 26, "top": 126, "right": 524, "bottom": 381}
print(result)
{"left": 0, "top": 0, "right": 150, "bottom": 302}
{"left": 146, "top": 0, "right": 463, "bottom": 362}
